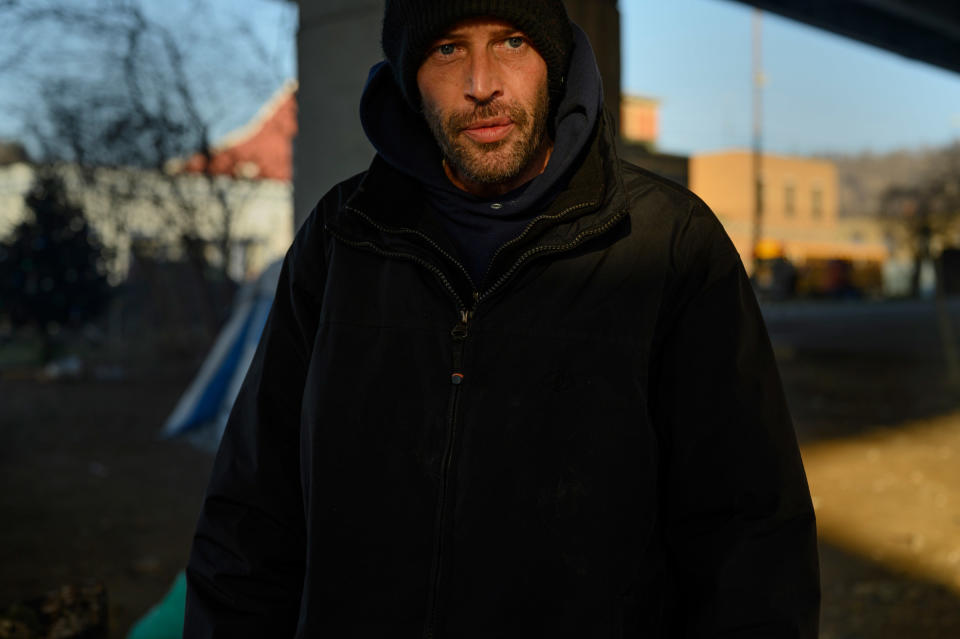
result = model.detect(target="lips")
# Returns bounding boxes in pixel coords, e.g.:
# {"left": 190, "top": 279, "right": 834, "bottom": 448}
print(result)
{"left": 462, "top": 117, "right": 514, "bottom": 144}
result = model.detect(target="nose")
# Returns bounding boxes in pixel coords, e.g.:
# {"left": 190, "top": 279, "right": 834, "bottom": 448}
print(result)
{"left": 465, "top": 49, "right": 503, "bottom": 105}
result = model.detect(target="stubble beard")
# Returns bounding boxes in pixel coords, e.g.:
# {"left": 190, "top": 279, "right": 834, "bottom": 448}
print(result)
{"left": 422, "top": 84, "right": 550, "bottom": 186}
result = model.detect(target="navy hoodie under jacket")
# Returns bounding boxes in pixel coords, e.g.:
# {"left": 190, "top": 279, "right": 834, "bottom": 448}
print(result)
{"left": 359, "top": 24, "right": 602, "bottom": 287}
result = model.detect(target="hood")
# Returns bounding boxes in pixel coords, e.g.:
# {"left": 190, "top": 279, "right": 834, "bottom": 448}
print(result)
{"left": 359, "top": 23, "right": 603, "bottom": 218}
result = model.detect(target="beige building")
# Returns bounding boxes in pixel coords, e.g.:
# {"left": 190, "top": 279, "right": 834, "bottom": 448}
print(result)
{"left": 620, "top": 94, "right": 660, "bottom": 148}
{"left": 0, "top": 163, "right": 292, "bottom": 284}
{"left": 690, "top": 151, "right": 888, "bottom": 281}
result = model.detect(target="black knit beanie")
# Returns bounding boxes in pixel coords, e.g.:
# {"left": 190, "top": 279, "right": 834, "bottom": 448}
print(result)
{"left": 381, "top": 0, "right": 573, "bottom": 109}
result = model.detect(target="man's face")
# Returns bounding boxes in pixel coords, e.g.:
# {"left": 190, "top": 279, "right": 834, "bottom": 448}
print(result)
{"left": 416, "top": 18, "right": 551, "bottom": 190}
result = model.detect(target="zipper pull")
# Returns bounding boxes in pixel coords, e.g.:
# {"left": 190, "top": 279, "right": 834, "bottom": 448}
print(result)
{"left": 451, "top": 309, "right": 470, "bottom": 341}
{"left": 450, "top": 308, "right": 471, "bottom": 384}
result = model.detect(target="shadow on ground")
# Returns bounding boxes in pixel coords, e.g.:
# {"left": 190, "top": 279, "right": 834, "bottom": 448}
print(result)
{"left": 820, "top": 543, "right": 960, "bottom": 639}
{"left": 780, "top": 349, "right": 960, "bottom": 442}
{"left": 765, "top": 299, "right": 960, "bottom": 441}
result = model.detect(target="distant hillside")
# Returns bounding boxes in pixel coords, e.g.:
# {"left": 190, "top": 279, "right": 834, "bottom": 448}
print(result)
{"left": 824, "top": 142, "right": 960, "bottom": 217}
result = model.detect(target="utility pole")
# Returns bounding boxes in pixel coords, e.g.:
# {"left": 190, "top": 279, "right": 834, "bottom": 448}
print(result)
{"left": 750, "top": 9, "right": 764, "bottom": 277}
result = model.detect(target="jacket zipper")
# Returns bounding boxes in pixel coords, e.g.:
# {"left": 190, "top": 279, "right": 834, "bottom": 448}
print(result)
{"left": 327, "top": 219, "right": 474, "bottom": 638}
{"left": 423, "top": 307, "right": 471, "bottom": 639}
{"left": 330, "top": 203, "right": 624, "bottom": 637}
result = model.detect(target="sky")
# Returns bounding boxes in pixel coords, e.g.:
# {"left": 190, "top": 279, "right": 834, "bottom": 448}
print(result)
{"left": 621, "top": 0, "right": 960, "bottom": 156}
{"left": 0, "top": 0, "right": 298, "bottom": 159}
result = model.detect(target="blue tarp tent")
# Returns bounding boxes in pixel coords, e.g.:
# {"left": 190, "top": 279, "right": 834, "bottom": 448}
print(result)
{"left": 162, "top": 259, "right": 281, "bottom": 453}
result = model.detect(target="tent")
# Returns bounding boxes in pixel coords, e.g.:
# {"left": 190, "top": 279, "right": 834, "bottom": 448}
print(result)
{"left": 162, "top": 259, "right": 281, "bottom": 453}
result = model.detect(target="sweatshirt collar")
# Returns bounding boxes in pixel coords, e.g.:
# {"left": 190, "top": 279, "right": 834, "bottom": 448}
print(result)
{"left": 359, "top": 24, "right": 603, "bottom": 219}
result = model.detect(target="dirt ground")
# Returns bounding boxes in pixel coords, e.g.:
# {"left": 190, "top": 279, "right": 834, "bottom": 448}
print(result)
{"left": 3, "top": 300, "right": 960, "bottom": 637}
{"left": 0, "top": 336, "right": 216, "bottom": 638}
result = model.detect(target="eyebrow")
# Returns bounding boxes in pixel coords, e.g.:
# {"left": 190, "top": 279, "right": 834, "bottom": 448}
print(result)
{"left": 441, "top": 25, "right": 523, "bottom": 40}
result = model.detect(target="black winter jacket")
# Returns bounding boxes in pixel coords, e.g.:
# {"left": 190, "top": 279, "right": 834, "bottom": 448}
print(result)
{"left": 184, "top": 116, "right": 820, "bottom": 638}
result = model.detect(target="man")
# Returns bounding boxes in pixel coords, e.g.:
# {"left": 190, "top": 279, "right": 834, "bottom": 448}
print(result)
{"left": 184, "top": 1, "right": 820, "bottom": 637}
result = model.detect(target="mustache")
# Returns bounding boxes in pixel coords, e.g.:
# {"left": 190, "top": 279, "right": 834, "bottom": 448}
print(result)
{"left": 445, "top": 100, "right": 529, "bottom": 132}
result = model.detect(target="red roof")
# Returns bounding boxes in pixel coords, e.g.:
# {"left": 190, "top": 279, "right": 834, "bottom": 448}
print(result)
{"left": 183, "top": 81, "right": 297, "bottom": 182}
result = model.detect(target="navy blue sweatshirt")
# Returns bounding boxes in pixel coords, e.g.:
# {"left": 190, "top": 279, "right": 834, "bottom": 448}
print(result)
{"left": 359, "top": 24, "right": 602, "bottom": 287}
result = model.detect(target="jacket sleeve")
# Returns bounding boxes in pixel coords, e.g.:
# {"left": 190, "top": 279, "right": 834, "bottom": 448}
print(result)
{"left": 183, "top": 209, "right": 324, "bottom": 638}
{"left": 649, "top": 203, "right": 820, "bottom": 638}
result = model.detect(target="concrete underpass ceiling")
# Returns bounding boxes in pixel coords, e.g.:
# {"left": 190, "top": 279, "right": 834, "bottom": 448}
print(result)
{"left": 729, "top": 0, "right": 960, "bottom": 76}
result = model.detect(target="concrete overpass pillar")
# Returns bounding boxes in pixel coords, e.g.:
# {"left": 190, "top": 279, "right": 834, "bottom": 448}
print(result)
{"left": 293, "top": 1, "right": 383, "bottom": 230}
{"left": 564, "top": 0, "right": 620, "bottom": 131}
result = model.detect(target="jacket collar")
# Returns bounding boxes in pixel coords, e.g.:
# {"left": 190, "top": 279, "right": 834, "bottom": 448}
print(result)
{"left": 326, "top": 109, "right": 628, "bottom": 305}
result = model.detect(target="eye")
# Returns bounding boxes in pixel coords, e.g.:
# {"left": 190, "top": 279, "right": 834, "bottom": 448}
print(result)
{"left": 506, "top": 36, "right": 525, "bottom": 49}
{"left": 437, "top": 43, "right": 456, "bottom": 56}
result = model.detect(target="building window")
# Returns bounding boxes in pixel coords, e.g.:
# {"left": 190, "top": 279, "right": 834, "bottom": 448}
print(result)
{"left": 811, "top": 187, "right": 823, "bottom": 219}
{"left": 784, "top": 183, "right": 796, "bottom": 218}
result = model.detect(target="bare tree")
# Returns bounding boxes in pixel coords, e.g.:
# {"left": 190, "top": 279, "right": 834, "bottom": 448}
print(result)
{"left": 0, "top": 0, "right": 295, "bottom": 333}
{"left": 879, "top": 147, "right": 960, "bottom": 298}
{"left": 879, "top": 148, "right": 960, "bottom": 384}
